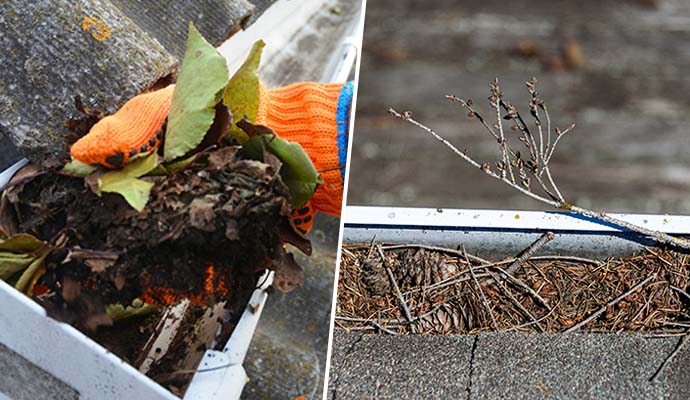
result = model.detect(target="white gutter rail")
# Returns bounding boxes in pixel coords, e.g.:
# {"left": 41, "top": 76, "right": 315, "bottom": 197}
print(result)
{"left": 0, "top": 158, "right": 28, "bottom": 191}
{"left": 183, "top": 272, "right": 274, "bottom": 400}
{"left": 0, "top": 279, "right": 178, "bottom": 400}
{"left": 343, "top": 206, "right": 690, "bottom": 258}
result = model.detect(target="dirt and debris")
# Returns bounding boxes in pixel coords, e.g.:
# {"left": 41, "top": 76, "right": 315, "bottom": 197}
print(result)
{"left": 0, "top": 143, "right": 309, "bottom": 388}
{"left": 336, "top": 243, "right": 690, "bottom": 335}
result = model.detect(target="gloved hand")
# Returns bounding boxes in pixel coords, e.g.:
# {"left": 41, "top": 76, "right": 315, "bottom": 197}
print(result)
{"left": 70, "top": 85, "right": 175, "bottom": 168}
{"left": 256, "top": 81, "right": 353, "bottom": 232}
{"left": 70, "top": 81, "right": 353, "bottom": 232}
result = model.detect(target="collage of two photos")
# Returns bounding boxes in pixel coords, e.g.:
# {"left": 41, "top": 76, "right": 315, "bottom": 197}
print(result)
{"left": 1, "top": 0, "right": 690, "bottom": 399}
{"left": 331, "top": 0, "right": 690, "bottom": 398}
{"left": 0, "top": 1, "right": 360, "bottom": 399}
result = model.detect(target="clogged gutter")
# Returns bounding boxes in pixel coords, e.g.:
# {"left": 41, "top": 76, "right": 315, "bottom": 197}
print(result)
{"left": 336, "top": 241, "right": 690, "bottom": 335}
{"left": 0, "top": 24, "right": 314, "bottom": 394}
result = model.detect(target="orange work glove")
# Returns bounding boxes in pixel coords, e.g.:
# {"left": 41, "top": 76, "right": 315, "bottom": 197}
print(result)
{"left": 70, "top": 81, "right": 353, "bottom": 233}
{"left": 256, "top": 81, "right": 353, "bottom": 232}
{"left": 70, "top": 85, "right": 174, "bottom": 168}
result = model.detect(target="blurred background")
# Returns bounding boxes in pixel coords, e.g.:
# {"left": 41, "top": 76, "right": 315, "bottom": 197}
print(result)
{"left": 349, "top": 0, "right": 690, "bottom": 214}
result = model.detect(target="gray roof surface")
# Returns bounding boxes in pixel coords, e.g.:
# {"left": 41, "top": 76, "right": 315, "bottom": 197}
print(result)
{"left": 0, "top": 0, "right": 265, "bottom": 167}
{"left": 329, "top": 330, "right": 690, "bottom": 400}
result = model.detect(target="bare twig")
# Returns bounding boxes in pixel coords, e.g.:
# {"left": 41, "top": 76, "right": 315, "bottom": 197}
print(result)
{"left": 565, "top": 273, "right": 657, "bottom": 332}
{"left": 389, "top": 103, "right": 690, "bottom": 251}
{"left": 464, "top": 246, "right": 499, "bottom": 330}
{"left": 670, "top": 285, "right": 690, "bottom": 303}
{"left": 506, "top": 232, "right": 556, "bottom": 274}
{"left": 347, "top": 243, "right": 602, "bottom": 266}
{"left": 377, "top": 244, "right": 413, "bottom": 323}
{"left": 380, "top": 243, "right": 490, "bottom": 264}
{"left": 483, "top": 232, "right": 556, "bottom": 288}
{"left": 489, "top": 270, "right": 544, "bottom": 332}
{"left": 510, "top": 301, "right": 559, "bottom": 331}
{"left": 67, "top": 248, "right": 121, "bottom": 261}
{"left": 494, "top": 265, "right": 551, "bottom": 310}
{"left": 372, "top": 322, "right": 401, "bottom": 335}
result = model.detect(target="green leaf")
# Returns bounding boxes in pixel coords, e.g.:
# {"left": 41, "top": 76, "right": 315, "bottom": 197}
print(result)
{"left": 62, "top": 159, "right": 98, "bottom": 177}
{"left": 224, "top": 40, "right": 265, "bottom": 144}
{"left": 0, "top": 233, "right": 44, "bottom": 252}
{"left": 0, "top": 234, "right": 47, "bottom": 282}
{"left": 164, "top": 23, "right": 229, "bottom": 162}
{"left": 106, "top": 300, "right": 157, "bottom": 321}
{"left": 98, "top": 152, "right": 159, "bottom": 211}
{"left": 0, "top": 253, "right": 35, "bottom": 280}
{"left": 14, "top": 251, "right": 48, "bottom": 293}
{"left": 246, "top": 134, "right": 322, "bottom": 208}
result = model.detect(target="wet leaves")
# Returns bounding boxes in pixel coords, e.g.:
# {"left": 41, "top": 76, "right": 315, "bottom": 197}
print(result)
{"left": 224, "top": 40, "right": 265, "bottom": 144}
{"left": 0, "top": 233, "right": 50, "bottom": 294}
{"left": 5, "top": 25, "right": 311, "bottom": 351}
{"left": 97, "top": 151, "right": 159, "bottom": 212}
{"left": 164, "top": 23, "right": 229, "bottom": 162}
{"left": 238, "top": 118, "right": 321, "bottom": 208}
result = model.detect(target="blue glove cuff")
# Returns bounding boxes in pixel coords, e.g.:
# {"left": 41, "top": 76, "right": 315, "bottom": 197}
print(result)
{"left": 336, "top": 81, "right": 354, "bottom": 181}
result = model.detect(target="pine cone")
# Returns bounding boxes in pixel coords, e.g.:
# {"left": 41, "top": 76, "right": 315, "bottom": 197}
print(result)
{"left": 400, "top": 249, "right": 458, "bottom": 288}
{"left": 361, "top": 255, "right": 391, "bottom": 297}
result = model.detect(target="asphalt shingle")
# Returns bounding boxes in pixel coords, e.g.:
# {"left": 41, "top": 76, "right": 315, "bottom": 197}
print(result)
{"left": 329, "top": 330, "right": 690, "bottom": 400}
{"left": 472, "top": 332, "right": 690, "bottom": 400}
{"left": 329, "top": 331, "right": 475, "bottom": 399}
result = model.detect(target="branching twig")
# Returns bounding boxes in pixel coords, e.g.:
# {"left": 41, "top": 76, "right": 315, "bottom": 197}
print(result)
{"left": 506, "top": 232, "right": 556, "bottom": 274}
{"left": 489, "top": 270, "right": 544, "bottom": 332}
{"left": 372, "top": 321, "right": 401, "bottom": 335}
{"left": 389, "top": 78, "right": 690, "bottom": 251}
{"left": 483, "top": 232, "right": 555, "bottom": 287}
{"left": 493, "top": 265, "right": 551, "bottom": 310}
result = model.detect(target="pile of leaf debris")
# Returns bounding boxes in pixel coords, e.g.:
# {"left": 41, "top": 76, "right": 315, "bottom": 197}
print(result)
{"left": 0, "top": 24, "right": 315, "bottom": 390}
{"left": 336, "top": 242, "right": 690, "bottom": 335}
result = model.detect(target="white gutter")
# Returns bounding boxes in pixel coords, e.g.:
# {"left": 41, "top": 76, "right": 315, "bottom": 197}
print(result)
{"left": 343, "top": 206, "right": 690, "bottom": 258}
{"left": 219, "top": 0, "right": 330, "bottom": 77}
{"left": 344, "top": 205, "right": 690, "bottom": 233}
{"left": 321, "top": 4, "right": 363, "bottom": 83}
{"left": 0, "top": 158, "right": 28, "bottom": 191}
{"left": 183, "top": 272, "right": 274, "bottom": 400}
{"left": 0, "top": 279, "right": 178, "bottom": 400}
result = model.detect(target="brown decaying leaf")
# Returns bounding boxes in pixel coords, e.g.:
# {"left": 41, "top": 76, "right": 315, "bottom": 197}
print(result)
{"left": 84, "top": 258, "right": 117, "bottom": 273}
{"left": 4, "top": 163, "right": 42, "bottom": 204}
{"left": 272, "top": 245, "right": 304, "bottom": 293}
{"left": 236, "top": 117, "right": 276, "bottom": 138}
{"left": 62, "top": 277, "right": 82, "bottom": 302}
{"left": 279, "top": 219, "right": 312, "bottom": 256}
{"left": 0, "top": 194, "right": 17, "bottom": 237}
{"left": 188, "top": 196, "right": 219, "bottom": 232}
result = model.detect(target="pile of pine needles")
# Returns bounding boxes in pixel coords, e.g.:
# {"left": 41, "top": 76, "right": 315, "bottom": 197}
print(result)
{"left": 336, "top": 240, "right": 690, "bottom": 335}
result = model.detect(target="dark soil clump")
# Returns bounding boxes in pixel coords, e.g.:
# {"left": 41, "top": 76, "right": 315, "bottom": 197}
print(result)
{"left": 0, "top": 145, "right": 305, "bottom": 388}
